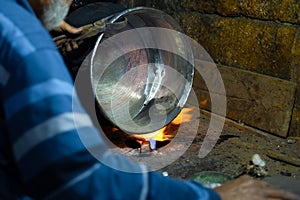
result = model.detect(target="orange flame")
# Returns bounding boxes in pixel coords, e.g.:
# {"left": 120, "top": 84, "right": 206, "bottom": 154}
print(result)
{"left": 171, "top": 107, "right": 194, "bottom": 125}
{"left": 136, "top": 107, "right": 195, "bottom": 142}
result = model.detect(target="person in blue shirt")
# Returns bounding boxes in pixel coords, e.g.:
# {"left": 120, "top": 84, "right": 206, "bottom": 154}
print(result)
{"left": 0, "top": 0, "right": 298, "bottom": 199}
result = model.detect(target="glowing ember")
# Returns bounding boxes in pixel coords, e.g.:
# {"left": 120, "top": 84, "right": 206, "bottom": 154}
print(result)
{"left": 200, "top": 98, "right": 208, "bottom": 106}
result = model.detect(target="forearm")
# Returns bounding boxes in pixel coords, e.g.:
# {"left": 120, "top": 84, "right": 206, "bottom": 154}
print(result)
{"left": 0, "top": 24, "right": 220, "bottom": 199}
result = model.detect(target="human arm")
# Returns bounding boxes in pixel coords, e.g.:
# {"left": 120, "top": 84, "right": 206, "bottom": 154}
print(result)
{"left": 214, "top": 175, "right": 299, "bottom": 200}
{"left": 0, "top": 31, "right": 220, "bottom": 200}
{"left": 0, "top": 5, "right": 220, "bottom": 200}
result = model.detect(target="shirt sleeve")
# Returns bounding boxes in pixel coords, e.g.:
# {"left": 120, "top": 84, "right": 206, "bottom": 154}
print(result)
{"left": 0, "top": 4, "right": 221, "bottom": 200}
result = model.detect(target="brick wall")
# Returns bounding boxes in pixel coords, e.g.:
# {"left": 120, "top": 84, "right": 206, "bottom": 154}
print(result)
{"left": 117, "top": 0, "right": 300, "bottom": 137}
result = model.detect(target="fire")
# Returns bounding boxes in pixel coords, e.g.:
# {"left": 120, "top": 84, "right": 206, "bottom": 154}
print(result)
{"left": 141, "top": 128, "right": 167, "bottom": 141}
{"left": 171, "top": 107, "right": 194, "bottom": 125}
{"left": 136, "top": 107, "right": 195, "bottom": 142}
{"left": 102, "top": 107, "right": 195, "bottom": 151}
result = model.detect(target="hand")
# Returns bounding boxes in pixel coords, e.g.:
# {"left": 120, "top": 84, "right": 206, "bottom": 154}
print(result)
{"left": 52, "top": 21, "right": 82, "bottom": 52}
{"left": 214, "top": 175, "right": 299, "bottom": 200}
{"left": 52, "top": 20, "right": 82, "bottom": 35}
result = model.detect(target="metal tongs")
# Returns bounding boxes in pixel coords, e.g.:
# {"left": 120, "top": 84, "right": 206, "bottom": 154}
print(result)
{"left": 53, "top": 14, "right": 127, "bottom": 48}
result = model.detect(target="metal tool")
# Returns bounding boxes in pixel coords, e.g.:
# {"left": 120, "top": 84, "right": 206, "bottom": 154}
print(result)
{"left": 53, "top": 14, "right": 127, "bottom": 48}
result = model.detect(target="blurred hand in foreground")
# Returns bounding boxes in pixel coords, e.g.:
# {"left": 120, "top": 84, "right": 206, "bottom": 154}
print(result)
{"left": 214, "top": 175, "right": 299, "bottom": 200}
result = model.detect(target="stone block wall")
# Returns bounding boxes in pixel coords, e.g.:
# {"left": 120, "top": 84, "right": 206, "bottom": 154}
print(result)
{"left": 117, "top": 0, "right": 300, "bottom": 137}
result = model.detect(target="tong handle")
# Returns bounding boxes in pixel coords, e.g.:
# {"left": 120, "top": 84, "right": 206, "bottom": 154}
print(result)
{"left": 53, "top": 15, "right": 127, "bottom": 48}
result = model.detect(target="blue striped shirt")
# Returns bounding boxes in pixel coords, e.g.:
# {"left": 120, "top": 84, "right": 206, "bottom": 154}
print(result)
{"left": 0, "top": 0, "right": 220, "bottom": 199}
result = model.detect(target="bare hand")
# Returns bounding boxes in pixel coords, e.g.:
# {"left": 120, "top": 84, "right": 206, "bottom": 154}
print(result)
{"left": 52, "top": 21, "right": 82, "bottom": 52}
{"left": 52, "top": 20, "right": 82, "bottom": 34}
{"left": 214, "top": 175, "right": 299, "bottom": 200}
